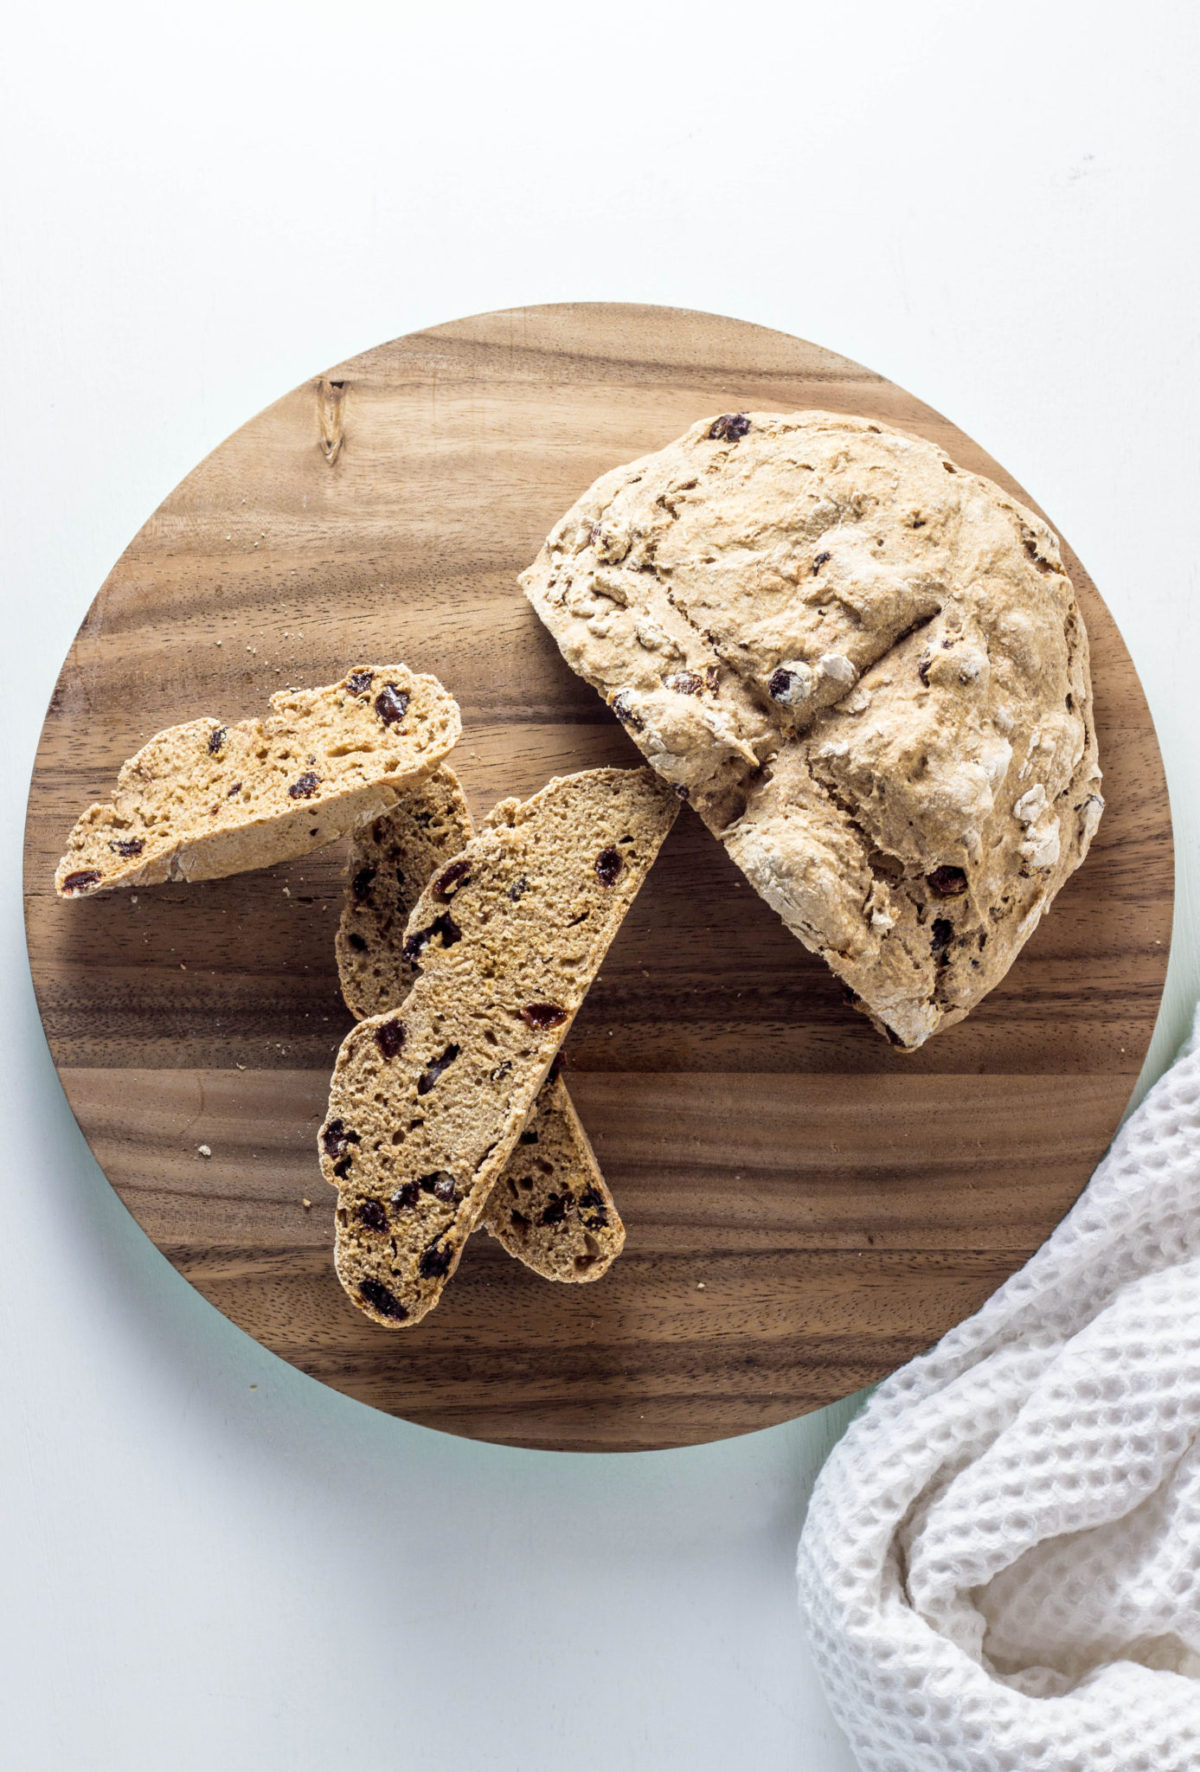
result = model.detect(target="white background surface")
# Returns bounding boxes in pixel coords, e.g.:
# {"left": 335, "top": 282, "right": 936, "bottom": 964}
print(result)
{"left": 3, "top": 4, "right": 1198, "bottom": 1767}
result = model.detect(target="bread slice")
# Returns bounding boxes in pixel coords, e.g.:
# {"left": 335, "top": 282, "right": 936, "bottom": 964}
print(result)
{"left": 479, "top": 1070, "right": 622, "bottom": 1281}
{"left": 335, "top": 767, "right": 625, "bottom": 1282}
{"left": 318, "top": 767, "right": 677, "bottom": 1326}
{"left": 55, "top": 665, "right": 461, "bottom": 897}
{"left": 521, "top": 412, "right": 1102, "bottom": 1049}
{"left": 336, "top": 766, "right": 475, "bottom": 1018}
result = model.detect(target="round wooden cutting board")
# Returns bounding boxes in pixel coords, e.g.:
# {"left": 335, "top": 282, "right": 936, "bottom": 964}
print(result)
{"left": 24, "top": 304, "right": 1172, "bottom": 1452}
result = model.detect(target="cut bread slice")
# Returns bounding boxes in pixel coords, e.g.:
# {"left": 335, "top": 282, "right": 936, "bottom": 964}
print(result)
{"left": 55, "top": 665, "right": 460, "bottom": 897}
{"left": 479, "top": 1071, "right": 622, "bottom": 1282}
{"left": 318, "top": 767, "right": 677, "bottom": 1327}
{"left": 335, "top": 768, "right": 625, "bottom": 1282}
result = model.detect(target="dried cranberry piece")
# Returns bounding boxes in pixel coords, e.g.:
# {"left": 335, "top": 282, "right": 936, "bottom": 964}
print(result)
{"left": 490, "top": 1059, "right": 513, "bottom": 1083}
{"left": 207, "top": 726, "right": 226, "bottom": 755}
{"left": 62, "top": 870, "right": 102, "bottom": 894}
{"left": 359, "top": 1199, "right": 388, "bottom": 1232}
{"left": 417, "top": 1043, "right": 460, "bottom": 1094}
{"left": 930, "top": 917, "right": 954, "bottom": 956}
{"left": 374, "top": 683, "right": 409, "bottom": 727}
{"left": 391, "top": 1182, "right": 420, "bottom": 1211}
{"left": 708, "top": 412, "right": 750, "bottom": 442}
{"left": 419, "top": 1171, "right": 458, "bottom": 1203}
{"left": 418, "top": 1242, "right": 453, "bottom": 1279}
{"left": 663, "top": 671, "right": 702, "bottom": 695}
{"left": 402, "top": 911, "right": 461, "bottom": 962}
{"left": 610, "top": 692, "right": 644, "bottom": 731}
{"left": 322, "top": 1118, "right": 360, "bottom": 1160}
{"left": 345, "top": 670, "right": 375, "bottom": 697}
{"left": 768, "top": 667, "right": 797, "bottom": 701}
{"left": 918, "top": 658, "right": 932, "bottom": 687}
{"left": 348, "top": 932, "right": 367, "bottom": 952}
{"left": 539, "top": 1193, "right": 571, "bottom": 1226}
{"left": 333, "top": 1156, "right": 352, "bottom": 1180}
{"left": 507, "top": 875, "right": 528, "bottom": 902}
{"left": 358, "top": 1278, "right": 408, "bottom": 1320}
{"left": 288, "top": 771, "right": 320, "bottom": 799}
{"left": 352, "top": 865, "right": 376, "bottom": 903}
{"left": 431, "top": 858, "right": 471, "bottom": 901}
{"left": 928, "top": 866, "right": 968, "bottom": 897}
{"left": 227, "top": 780, "right": 242, "bottom": 798}
{"left": 594, "top": 847, "right": 622, "bottom": 887}
{"left": 812, "top": 550, "right": 832, "bottom": 574}
{"left": 521, "top": 1003, "right": 568, "bottom": 1031}
{"left": 374, "top": 1018, "right": 406, "bottom": 1059}
{"left": 109, "top": 837, "right": 145, "bottom": 858}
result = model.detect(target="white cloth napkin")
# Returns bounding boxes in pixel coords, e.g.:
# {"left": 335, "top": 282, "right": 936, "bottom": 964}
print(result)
{"left": 798, "top": 1011, "right": 1200, "bottom": 1772}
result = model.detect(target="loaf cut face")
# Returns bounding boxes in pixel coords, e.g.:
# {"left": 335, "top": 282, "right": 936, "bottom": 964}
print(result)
{"left": 55, "top": 665, "right": 460, "bottom": 897}
{"left": 335, "top": 767, "right": 625, "bottom": 1283}
{"left": 318, "top": 767, "right": 677, "bottom": 1326}
{"left": 521, "top": 412, "right": 1102, "bottom": 1049}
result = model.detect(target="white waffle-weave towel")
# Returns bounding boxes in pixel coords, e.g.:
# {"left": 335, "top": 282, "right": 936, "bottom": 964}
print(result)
{"left": 798, "top": 1011, "right": 1200, "bottom": 1772}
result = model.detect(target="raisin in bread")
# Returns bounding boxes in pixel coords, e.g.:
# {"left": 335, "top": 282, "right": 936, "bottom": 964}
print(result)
{"left": 335, "top": 768, "right": 625, "bottom": 1282}
{"left": 521, "top": 412, "right": 1102, "bottom": 1049}
{"left": 318, "top": 767, "right": 677, "bottom": 1326}
{"left": 55, "top": 665, "right": 460, "bottom": 897}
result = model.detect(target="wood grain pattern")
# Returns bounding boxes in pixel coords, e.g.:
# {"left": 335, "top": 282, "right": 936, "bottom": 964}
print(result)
{"left": 23, "top": 304, "right": 1172, "bottom": 1451}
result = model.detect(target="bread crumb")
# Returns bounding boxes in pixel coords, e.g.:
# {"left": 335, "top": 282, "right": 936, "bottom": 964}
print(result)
{"left": 301, "top": 1198, "right": 312, "bottom": 1209}
{"left": 696, "top": 1281, "right": 706, "bottom": 1289}
{"left": 197, "top": 1144, "right": 212, "bottom": 1158}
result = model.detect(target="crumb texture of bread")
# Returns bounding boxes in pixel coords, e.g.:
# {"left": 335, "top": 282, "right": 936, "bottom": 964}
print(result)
{"left": 336, "top": 765, "right": 474, "bottom": 1018}
{"left": 55, "top": 665, "right": 461, "bottom": 897}
{"left": 481, "top": 1074, "right": 624, "bottom": 1280}
{"left": 336, "top": 767, "right": 625, "bottom": 1282}
{"left": 318, "top": 767, "right": 677, "bottom": 1326}
{"left": 521, "top": 412, "right": 1102, "bottom": 1048}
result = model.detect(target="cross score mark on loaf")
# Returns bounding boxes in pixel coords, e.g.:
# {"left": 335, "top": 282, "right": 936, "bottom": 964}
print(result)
{"left": 318, "top": 767, "right": 678, "bottom": 1327}
{"left": 334, "top": 767, "right": 627, "bottom": 1286}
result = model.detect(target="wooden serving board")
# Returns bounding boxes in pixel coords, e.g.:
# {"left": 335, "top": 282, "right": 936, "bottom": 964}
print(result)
{"left": 24, "top": 304, "right": 1172, "bottom": 1452}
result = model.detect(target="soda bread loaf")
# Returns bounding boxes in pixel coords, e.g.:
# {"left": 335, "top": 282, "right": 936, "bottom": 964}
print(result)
{"left": 55, "top": 665, "right": 460, "bottom": 897}
{"left": 336, "top": 768, "right": 625, "bottom": 1281}
{"left": 318, "top": 767, "right": 677, "bottom": 1326}
{"left": 521, "top": 412, "right": 1102, "bottom": 1049}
